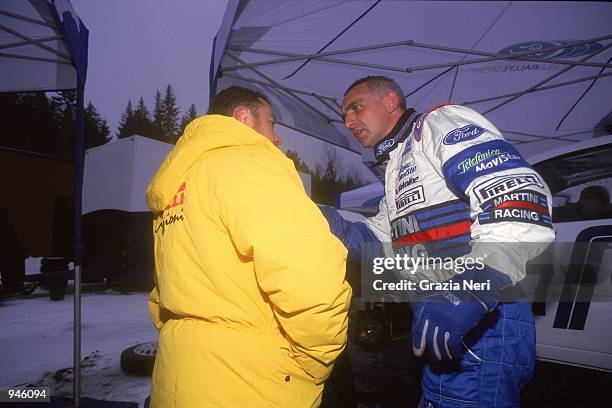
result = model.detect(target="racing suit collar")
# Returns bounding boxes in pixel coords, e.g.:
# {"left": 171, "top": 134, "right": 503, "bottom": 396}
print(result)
{"left": 374, "top": 108, "right": 420, "bottom": 163}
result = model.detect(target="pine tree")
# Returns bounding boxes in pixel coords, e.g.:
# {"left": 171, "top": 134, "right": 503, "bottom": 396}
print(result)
{"left": 99, "top": 120, "right": 111, "bottom": 144}
{"left": 18, "top": 92, "right": 60, "bottom": 155}
{"left": 1, "top": 91, "right": 109, "bottom": 157}
{"left": 149, "top": 85, "right": 181, "bottom": 143}
{"left": 180, "top": 103, "right": 198, "bottom": 134}
{"left": 84, "top": 101, "right": 110, "bottom": 148}
{"left": 133, "top": 97, "right": 154, "bottom": 137}
{"left": 117, "top": 100, "right": 136, "bottom": 138}
{"left": 321, "top": 146, "right": 343, "bottom": 183}
{"left": 162, "top": 84, "right": 180, "bottom": 143}
{"left": 310, "top": 146, "right": 364, "bottom": 205}
{"left": 57, "top": 104, "right": 74, "bottom": 158}
{"left": 152, "top": 89, "right": 164, "bottom": 141}
{"left": 0, "top": 93, "right": 20, "bottom": 149}
{"left": 49, "top": 91, "right": 77, "bottom": 157}
{"left": 285, "top": 150, "right": 311, "bottom": 174}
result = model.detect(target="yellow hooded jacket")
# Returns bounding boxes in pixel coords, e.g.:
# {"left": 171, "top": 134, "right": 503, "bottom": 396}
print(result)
{"left": 146, "top": 115, "right": 351, "bottom": 407}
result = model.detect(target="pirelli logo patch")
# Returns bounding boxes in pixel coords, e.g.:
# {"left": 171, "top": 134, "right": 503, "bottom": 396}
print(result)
{"left": 395, "top": 186, "right": 425, "bottom": 213}
{"left": 474, "top": 173, "right": 545, "bottom": 202}
{"left": 478, "top": 189, "right": 552, "bottom": 228}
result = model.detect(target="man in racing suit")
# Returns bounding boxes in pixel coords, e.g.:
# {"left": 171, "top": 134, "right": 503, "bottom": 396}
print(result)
{"left": 323, "top": 76, "right": 555, "bottom": 407}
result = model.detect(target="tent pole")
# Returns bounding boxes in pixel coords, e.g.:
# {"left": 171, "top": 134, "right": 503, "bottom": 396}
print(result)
{"left": 227, "top": 44, "right": 611, "bottom": 73}
{"left": 226, "top": 53, "right": 333, "bottom": 123}
{"left": 484, "top": 42, "right": 612, "bottom": 114}
{"left": 0, "top": 23, "right": 72, "bottom": 59}
{"left": 224, "top": 34, "right": 612, "bottom": 72}
{"left": 465, "top": 71, "right": 612, "bottom": 106}
{"left": 0, "top": 35, "right": 64, "bottom": 51}
{"left": 0, "top": 8, "right": 55, "bottom": 27}
{"left": 223, "top": 73, "right": 338, "bottom": 101}
{"left": 73, "top": 77, "right": 85, "bottom": 408}
{"left": 0, "top": 52, "right": 72, "bottom": 64}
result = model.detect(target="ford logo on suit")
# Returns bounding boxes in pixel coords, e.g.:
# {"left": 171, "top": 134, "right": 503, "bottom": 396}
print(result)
{"left": 443, "top": 125, "right": 486, "bottom": 145}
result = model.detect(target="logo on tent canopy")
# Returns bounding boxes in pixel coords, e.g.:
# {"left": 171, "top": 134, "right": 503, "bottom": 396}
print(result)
{"left": 499, "top": 40, "right": 604, "bottom": 59}
{"left": 473, "top": 40, "right": 604, "bottom": 75}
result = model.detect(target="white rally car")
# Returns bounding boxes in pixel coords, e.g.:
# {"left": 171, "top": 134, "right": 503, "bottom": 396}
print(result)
{"left": 528, "top": 135, "right": 612, "bottom": 373}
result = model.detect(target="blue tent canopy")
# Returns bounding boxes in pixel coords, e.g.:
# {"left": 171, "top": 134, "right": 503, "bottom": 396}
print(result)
{"left": 0, "top": 0, "right": 88, "bottom": 91}
{"left": 0, "top": 0, "right": 88, "bottom": 404}
{"left": 211, "top": 1, "right": 612, "bottom": 158}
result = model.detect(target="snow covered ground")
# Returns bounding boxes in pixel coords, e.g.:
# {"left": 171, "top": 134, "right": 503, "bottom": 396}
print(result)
{"left": 4, "top": 259, "right": 608, "bottom": 407}
{"left": 0, "top": 288, "right": 157, "bottom": 406}
{"left": 0, "top": 283, "right": 419, "bottom": 407}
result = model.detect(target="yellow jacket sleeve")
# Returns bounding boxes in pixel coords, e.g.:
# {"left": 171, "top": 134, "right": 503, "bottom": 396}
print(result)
{"left": 148, "top": 286, "right": 164, "bottom": 331}
{"left": 218, "top": 152, "right": 351, "bottom": 382}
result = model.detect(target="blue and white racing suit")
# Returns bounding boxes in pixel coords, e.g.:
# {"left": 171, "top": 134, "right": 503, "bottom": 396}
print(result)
{"left": 324, "top": 104, "right": 555, "bottom": 407}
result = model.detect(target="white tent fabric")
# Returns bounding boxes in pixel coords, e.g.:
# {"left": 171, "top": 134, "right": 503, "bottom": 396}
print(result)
{"left": 212, "top": 1, "right": 612, "bottom": 157}
{"left": 0, "top": 0, "right": 87, "bottom": 92}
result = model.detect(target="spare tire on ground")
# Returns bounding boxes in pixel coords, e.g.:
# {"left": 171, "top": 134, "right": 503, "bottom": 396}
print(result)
{"left": 120, "top": 341, "right": 157, "bottom": 376}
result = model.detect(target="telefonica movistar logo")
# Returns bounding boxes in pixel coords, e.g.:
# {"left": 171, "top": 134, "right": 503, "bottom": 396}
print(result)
{"left": 457, "top": 149, "right": 502, "bottom": 174}
{"left": 499, "top": 40, "right": 604, "bottom": 59}
{"left": 443, "top": 125, "right": 485, "bottom": 145}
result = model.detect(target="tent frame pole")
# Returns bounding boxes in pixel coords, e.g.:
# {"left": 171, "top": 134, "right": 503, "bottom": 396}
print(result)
{"left": 0, "top": 9, "right": 54, "bottom": 27}
{"left": 223, "top": 73, "right": 344, "bottom": 120}
{"left": 227, "top": 44, "right": 610, "bottom": 73}
{"left": 0, "top": 23, "right": 72, "bottom": 59}
{"left": 223, "top": 73, "right": 338, "bottom": 102}
{"left": 277, "top": 121, "right": 360, "bottom": 153}
{"left": 484, "top": 42, "right": 612, "bottom": 114}
{"left": 0, "top": 35, "right": 64, "bottom": 50}
{"left": 502, "top": 129, "right": 590, "bottom": 144}
{"left": 223, "top": 34, "right": 612, "bottom": 72}
{"left": 0, "top": 51, "right": 72, "bottom": 64}
{"left": 73, "top": 76, "right": 85, "bottom": 408}
{"left": 226, "top": 53, "right": 334, "bottom": 123}
{"left": 465, "top": 71, "right": 612, "bottom": 106}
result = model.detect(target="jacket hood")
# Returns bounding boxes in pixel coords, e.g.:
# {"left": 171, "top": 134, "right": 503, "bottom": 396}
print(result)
{"left": 146, "top": 114, "right": 271, "bottom": 214}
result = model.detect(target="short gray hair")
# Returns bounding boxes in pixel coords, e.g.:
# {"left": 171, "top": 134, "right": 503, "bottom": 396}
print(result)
{"left": 344, "top": 76, "right": 406, "bottom": 109}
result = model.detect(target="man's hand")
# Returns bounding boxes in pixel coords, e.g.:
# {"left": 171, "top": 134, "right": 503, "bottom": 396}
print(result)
{"left": 411, "top": 267, "right": 512, "bottom": 361}
{"left": 411, "top": 289, "right": 488, "bottom": 361}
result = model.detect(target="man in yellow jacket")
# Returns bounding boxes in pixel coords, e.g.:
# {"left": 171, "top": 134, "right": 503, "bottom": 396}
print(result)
{"left": 146, "top": 86, "right": 352, "bottom": 407}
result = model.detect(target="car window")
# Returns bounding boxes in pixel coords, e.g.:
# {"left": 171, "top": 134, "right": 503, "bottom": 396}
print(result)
{"left": 532, "top": 145, "right": 612, "bottom": 223}
{"left": 552, "top": 181, "right": 612, "bottom": 222}
{"left": 533, "top": 146, "right": 612, "bottom": 195}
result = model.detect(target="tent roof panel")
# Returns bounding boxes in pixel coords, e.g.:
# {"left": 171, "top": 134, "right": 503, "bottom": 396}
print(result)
{"left": 213, "top": 1, "right": 612, "bottom": 156}
{"left": 0, "top": 0, "right": 88, "bottom": 93}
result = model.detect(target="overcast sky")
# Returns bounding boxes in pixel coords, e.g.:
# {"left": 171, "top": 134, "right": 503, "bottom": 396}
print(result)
{"left": 71, "top": 0, "right": 229, "bottom": 137}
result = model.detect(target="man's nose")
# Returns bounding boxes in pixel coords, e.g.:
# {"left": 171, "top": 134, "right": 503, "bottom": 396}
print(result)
{"left": 274, "top": 132, "right": 283, "bottom": 146}
{"left": 344, "top": 114, "right": 355, "bottom": 130}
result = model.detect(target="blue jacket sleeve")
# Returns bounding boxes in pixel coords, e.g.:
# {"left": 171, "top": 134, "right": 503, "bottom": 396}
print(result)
{"left": 318, "top": 205, "right": 381, "bottom": 264}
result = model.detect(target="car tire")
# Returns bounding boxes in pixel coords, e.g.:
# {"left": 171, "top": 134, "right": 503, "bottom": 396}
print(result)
{"left": 120, "top": 341, "right": 158, "bottom": 376}
{"left": 355, "top": 314, "right": 391, "bottom": 353}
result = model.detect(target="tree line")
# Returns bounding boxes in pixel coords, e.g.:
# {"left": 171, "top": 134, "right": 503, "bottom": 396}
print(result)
{"left": 0, "top": 90, "right": 110, "bottom": 158}
{"left": 286, "top": 147, "right": 365, "bottom": 205}
{"left": 0, "top": 87, "right": 365, "bottom": 203}
{"left": 117, "top": 84, "right": 197, "bottom": 144}
{"left": 0, "top": 84, "right": 197, "bottom": 158}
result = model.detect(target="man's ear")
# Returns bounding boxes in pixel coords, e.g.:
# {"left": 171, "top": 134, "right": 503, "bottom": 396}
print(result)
{"left": 232, "top": 105, "right": 252, "bottom": 125}
{"left": 384, "top": 91, "right": 400, "bottom": 112}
